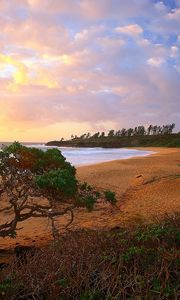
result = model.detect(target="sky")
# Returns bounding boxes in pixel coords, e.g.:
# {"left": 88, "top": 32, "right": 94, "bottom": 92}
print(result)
{"left": 0, "top": 0, "right": 179, "bottom": 142}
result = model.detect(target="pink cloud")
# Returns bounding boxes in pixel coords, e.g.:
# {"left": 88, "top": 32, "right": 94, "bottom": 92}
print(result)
{"left": 0, "top": 0, "right": 179, "bottom": 141}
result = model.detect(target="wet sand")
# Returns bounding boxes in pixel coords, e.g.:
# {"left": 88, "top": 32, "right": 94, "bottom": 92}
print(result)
{"left": 0, "top": 147, "right": 180, "bottom": 250}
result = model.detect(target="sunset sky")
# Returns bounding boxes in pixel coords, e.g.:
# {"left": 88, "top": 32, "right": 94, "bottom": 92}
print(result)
{"left": 0, "top": 0, "right": 179, "bottom": 142}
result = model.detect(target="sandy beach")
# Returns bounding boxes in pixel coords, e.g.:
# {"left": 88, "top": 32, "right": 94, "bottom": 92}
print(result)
{"left": 77, "top": 147, "right": 180, "bottom": 225}
{"left": 0, "top": 147, "right": 180, "bottom": 250}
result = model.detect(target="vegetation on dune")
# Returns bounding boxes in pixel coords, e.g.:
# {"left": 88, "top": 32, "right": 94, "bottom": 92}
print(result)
{"left": 0, "top": 213, "right": 179, "bottom": 299}
{"left": 0, "top": 142, "right": 116, "bottom": 239}
{"left": 46, "top": 123, "right": 180, "bottom": 148}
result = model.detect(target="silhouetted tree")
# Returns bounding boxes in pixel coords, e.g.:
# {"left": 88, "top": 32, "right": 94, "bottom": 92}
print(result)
{"left": 92, "top": 132, "right": 100, "bottom": 139}
{"left": 100, "top": 132, "right": 105, "bottom": 138}
{"left": 169, "top": 123, "right": 175, "bottom": 134}
{"left": 115, "top": 130, "right": 121, "bottom": 137}
{"left": 127, "top": 128, "right": 134, "bottom": 137}
{"left": 80, "top": 134, "right": 87, "bottom": 139}
{"left": 108, "top": 130, "right": 115, "bottom": 137}
{"left": 137, "top": 126, "right": 145, "bottom": 135}
{"left": 120, "top": 128, "right": 126, "bottom": 136}
{"left": 86, "top": 132, "right": 91, "bottom": 139}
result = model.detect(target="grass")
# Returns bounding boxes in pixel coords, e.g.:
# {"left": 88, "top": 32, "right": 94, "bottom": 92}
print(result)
{"left": 0, "top": 213, "right": 179, "bottom": 299}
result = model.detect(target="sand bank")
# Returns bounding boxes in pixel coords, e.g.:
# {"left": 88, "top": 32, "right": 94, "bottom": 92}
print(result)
{"left": 0, "top": 147, "right": 179, "bottom": 250}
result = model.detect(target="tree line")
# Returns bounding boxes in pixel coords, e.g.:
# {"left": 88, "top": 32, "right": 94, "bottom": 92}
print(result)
{"left": 70, "top": 123, "right": 175, "bottom": 140}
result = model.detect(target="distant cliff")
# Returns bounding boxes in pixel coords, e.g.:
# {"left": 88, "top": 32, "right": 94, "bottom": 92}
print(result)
{"left": 46, "top": 133, "right": 180, "bottom": 148}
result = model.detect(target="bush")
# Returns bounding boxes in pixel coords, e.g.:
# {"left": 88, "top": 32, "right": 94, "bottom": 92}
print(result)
{"left": 104, "top": 190, "right": 117, "bottom": 205}
{"left": 35, "top": 168, "right": 78, "bottom": 198}
{"left": 1, "top": 142, "right": 77, "bottom": 204}
{"left": 78, "top": 195, "right": 97, "bottom": 212}
{"left": 3, "top": 142, "right": 75, "bottom": 175}
{"left": 1, "top": 213, "right": 179, "bottom": 300}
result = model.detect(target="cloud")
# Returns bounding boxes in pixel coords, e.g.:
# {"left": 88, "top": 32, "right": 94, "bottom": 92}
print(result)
{"left": 147, "top": 57, "right": 166, "bottom": 67}
{"left": 170, "top": 46, "right": 179, "bottom": 58}
{"left": 0, "top": 54, "right": 28, "bottom": 90}
{"left": 115, "top": 24, "right": 143, "bottom": 36}
{"left": 0, "top": 0, "right": 179, "bottom": 141}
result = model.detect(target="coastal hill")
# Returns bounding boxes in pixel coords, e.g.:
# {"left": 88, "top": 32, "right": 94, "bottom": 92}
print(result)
{"left": 46, "top": 124, "right": 180, "bottom": 148}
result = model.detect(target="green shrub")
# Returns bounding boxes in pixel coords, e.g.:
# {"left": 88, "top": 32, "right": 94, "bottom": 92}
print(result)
{"left": 136, "top": 223, "right": 175, "bottom": 242}
{"left": 3, "top": 141, "right": 24, "bottom": 154}
{"left": 104, "top": 190, "right": 117, "bottom": 205}
{"left": 122, "top": 246, "right": 145, "bottom": 262}
{"left": 35, "top": 168, "right": 78, "bottom": 198}
{"left": 80, "top": 182, "right": 88, "bottom": 191}
{"left": 78, "top": 195, "right": 97, "bottom": 212}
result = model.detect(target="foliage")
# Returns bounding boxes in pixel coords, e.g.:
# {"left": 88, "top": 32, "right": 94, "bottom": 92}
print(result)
{"left": 80, "top": 182, "right": 93, "bottom": 192}
{"left": 78, "top": 182, "right": 110, "bottom": 212}
{"left": 135, "top": 223, "right": 175, "bottom": 242}
{"left": 35, "top": 169, "right": 78, "bottom": 198}
{"left": 1, "top": 213, "right": 179, "bottom": 299}
{"left": 3, "top": 142, "right": 75, "bottom": 174}
{"left": 104, "top": 190, "right": 116, "bottom": 205}
{"left": 78, "top": 195, "right": 97, "bottom": 212}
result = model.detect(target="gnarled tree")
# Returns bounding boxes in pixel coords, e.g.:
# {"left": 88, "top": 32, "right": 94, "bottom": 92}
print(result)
{"left": 0, "top": 142, "right": 116, "bottom": 239}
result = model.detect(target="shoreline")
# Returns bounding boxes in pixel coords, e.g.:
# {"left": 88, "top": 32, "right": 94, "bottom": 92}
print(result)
{"left": 77, "top": 147, "right": 180, "bottom": 189}
{"left": 74, "top": 148, "right": 155, "bottom": 168}
{"left": 76, "top": 147, "right": 175, "bottom": 168}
